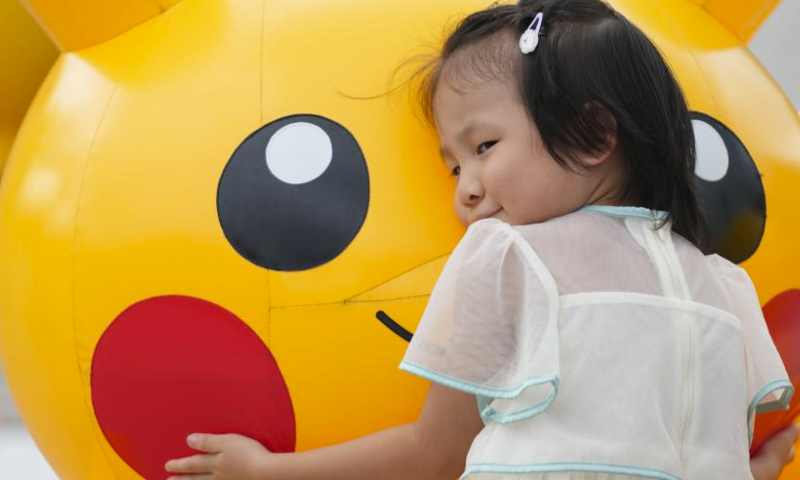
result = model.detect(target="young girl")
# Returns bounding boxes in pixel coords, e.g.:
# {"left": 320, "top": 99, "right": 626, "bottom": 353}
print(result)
{"left": 166, "top": 0, "right": 797, "bottom": 479}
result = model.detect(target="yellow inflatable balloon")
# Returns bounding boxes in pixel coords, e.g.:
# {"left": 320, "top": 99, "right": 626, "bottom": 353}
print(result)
{"left": 0, "top": 1, "right": 799, "bottom": 480}
{"left": 0, "top": 0, "right": 57, "bottom": 175}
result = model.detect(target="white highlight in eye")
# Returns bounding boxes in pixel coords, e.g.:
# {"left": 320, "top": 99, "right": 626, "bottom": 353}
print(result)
{"left": 692, "top": 119, "right": 729, "bottom": 182}
{"left": 265, "top": 122, "right": 332, "bottom": 184}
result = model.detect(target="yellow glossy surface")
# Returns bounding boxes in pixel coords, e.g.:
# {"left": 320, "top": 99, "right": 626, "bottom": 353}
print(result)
{"left": 681, "top": 0, "right": 781, "bottom": 42}
{"left": 704, "top": 0, "right": 782, "bottom": 42}
{"left": 0, "top": 0, "right": 57, "bottom": 176}
{"left": 19, "top": 0, "right": 163, "bottom": 51}
{"left": 0, "top": 1, "right": 798, "bottom": 479}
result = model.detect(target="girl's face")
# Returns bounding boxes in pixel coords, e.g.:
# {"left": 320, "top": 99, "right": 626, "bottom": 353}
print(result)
{"left": 433, "top": 73, "right": 614, "bottom": 228}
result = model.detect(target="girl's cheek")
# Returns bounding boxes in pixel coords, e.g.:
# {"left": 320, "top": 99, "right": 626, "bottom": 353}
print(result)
{"left": 453, "top": 196, "right": 469, "bottom": 227}
{"left": 483, "top": 161, "right": 515, "bottom": 192}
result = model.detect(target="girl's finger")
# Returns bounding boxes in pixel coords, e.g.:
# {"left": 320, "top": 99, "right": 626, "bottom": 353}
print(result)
{"left": 166, "top": 475, "right": 215, "bottom": 480}
{"left": 164, "top": 453, "right": 216, "bottom": 473}
{"left": 187, "top": 433, "right": 222, "bottom": 453}
{"left": 788, "top": 423, "right": 800, "bottom": 443}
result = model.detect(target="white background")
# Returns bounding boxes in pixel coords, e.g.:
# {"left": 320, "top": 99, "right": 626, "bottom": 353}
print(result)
{"left": 1, "top": 1, "right": 799, "bottom": 478}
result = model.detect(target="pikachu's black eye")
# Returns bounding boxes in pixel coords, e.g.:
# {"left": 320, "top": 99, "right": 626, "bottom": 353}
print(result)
{"left": 217, "top": 114, "right": 369, "bottom": 271}
{"left": 691, "top": 112, "right": 765, "bottom": 263}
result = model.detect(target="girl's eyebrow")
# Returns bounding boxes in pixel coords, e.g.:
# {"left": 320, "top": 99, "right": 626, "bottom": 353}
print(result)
{"left": 457, "top": 120, "right": 480, "bottom": 141}
{"left": 458, "top": 119, "right": 496, "bottom": 141}
{"left": 439, "top": 119, "right": 496, "bottom": 159}
{"left": 438, "top": 145, "right": 452, "bottom": 163}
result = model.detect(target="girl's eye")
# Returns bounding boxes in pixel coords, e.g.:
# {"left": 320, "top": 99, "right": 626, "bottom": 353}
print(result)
{"left": 477, "top": 141, "right": 497, "bottom": 155}
{"left": 450, "top": 165, "right": 461, "bottom": 177}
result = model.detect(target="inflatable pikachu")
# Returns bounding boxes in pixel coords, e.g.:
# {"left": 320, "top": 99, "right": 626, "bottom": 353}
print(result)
{"left": 0, "top": 1, "right": 798, "bottom": 480}
{"left": 0, "top": 0, "right": 57, "bottom": 175}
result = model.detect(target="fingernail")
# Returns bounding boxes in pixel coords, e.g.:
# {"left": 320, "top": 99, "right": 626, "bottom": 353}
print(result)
{"left": 187, "top": 434, "right": 198, "bottom": 446}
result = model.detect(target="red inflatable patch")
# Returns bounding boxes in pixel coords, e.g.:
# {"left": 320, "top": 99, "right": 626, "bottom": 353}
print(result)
{"left": 91, "top": 295, "right": 295, "bottom": 480}
{"left": 751, "top": 289, "right": 800, "bottom": 454}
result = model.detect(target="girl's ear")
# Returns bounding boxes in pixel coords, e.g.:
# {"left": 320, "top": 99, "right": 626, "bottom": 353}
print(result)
{"left": 579, "top": 101, "right": 618, "bottom": 168}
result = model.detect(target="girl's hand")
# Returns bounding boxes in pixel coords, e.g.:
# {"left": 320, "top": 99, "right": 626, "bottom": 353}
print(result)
{"left": 165, "top": 433, "right": 273, "bottom": 480}
{"left": 750, "top": 423, "right": 799, "bottom": 480}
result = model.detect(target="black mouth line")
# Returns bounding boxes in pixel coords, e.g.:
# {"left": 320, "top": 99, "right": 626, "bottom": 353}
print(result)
{"left": 375, "top": 311, "right": 413, "bottom": 342}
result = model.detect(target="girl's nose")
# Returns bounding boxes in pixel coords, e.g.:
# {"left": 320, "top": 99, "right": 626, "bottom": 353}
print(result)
{"left": 457, "top": 170, "right": 484, "bottom": 206}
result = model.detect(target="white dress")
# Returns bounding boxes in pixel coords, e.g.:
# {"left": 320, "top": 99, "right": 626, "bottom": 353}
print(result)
{"left": 399, "top": 206, "right": 793, "bottom": 480}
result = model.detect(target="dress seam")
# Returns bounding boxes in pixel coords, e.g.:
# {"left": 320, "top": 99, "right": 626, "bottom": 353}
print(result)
{"left": 559, "top": 292, "right": 739, "bottom": 327}
{"left": 461, "top": 461, "right": 683, "bottom": 480}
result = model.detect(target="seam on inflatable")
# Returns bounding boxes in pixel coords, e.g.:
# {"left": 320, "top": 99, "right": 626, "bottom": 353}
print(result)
{"left": 685, "top": 7, "right": 721, "bottom": 109}
{"left": 265, "top": 271, "right": 272, "bottom": 346}
{"left": 271, "top": 293, "right": 432, "bottom": 311}
{"left": 71, "top": 85, "right": 124, "bottom": 480}
{"left": 346, "top": 294, "right": 431, "bottom": 304}
{"left": 346, "top": 252, "right": 450, "bottom": 300}
{"left": 259, "top": 0, "right": 266, "bottom": 125}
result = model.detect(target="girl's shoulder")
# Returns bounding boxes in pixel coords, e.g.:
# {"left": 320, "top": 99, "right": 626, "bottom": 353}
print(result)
{"left": 498, "top": 210, "right": 703, "bottom": 297}
{"left": 465, "top": 212, "right": 594, "bottom": 246}
{"left": 459, "top": 214, "right": 617, "bottom": 272}
{"left": 459, "top": 218, "right": 545, "bottom": 271}
{"left": 703, "top": 252, "right": 759, "bottom": 304}
{"left": 456, "top": 218, "right": 559, "bottom": 293}
{"left": 506, "top": 210, "right": 628, "bottom": 256}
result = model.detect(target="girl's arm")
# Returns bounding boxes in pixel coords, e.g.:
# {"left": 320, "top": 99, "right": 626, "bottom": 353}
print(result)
{"left": 750, "top": 423, "right": 798, "bottom": 480}
{"left": 165, "top": 382, "right": 485, "bottom": 480}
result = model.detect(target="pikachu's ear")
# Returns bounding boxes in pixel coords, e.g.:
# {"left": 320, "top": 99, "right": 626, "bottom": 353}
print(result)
{"left": 689, "top": 0, "right": 783, "bottom": 43}
{"left": 0, "top": 0, "right": 57, "bottom": 176}
{"left": 19, "top": 0, "right": 181, "bottom": 52}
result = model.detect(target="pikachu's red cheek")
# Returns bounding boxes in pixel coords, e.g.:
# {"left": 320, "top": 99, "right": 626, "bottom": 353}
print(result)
{"left": 750, "top": 289, "right": 800, "bottom": 454}
{"left": 91, "top": 295, "right": 295, "bottom": 480}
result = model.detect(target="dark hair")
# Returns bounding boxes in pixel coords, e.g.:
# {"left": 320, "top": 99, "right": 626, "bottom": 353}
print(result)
{"left": 417, "top": 0, "right": 708, "bottom": 249}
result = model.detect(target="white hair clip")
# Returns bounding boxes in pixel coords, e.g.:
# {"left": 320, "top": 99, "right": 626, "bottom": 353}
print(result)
{"left": 519, "top": 12, "right": 544, "bottom": 54}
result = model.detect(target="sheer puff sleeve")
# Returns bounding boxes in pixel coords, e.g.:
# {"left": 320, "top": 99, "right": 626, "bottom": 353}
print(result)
{"left": 709, "top": 255, "right": 794, "bottom": 446}
{"left": 399, "top": 219, "right": 560, "bottom": 424}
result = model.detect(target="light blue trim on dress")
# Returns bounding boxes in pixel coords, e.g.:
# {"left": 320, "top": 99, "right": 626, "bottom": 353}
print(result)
{"left": 747, "top": 379, "right": 795, "bottom": 446}
{"left": 461, "top": 462, "right": 683, "bottom": 480}
{"left": 399, "top": 360, "right": 559, "bottom": 424}
{"left": 580, "top": 205, "right": 668, "bottom": 222}
{"left": 479, "top": 386, "right": 558, "bottom": 424}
